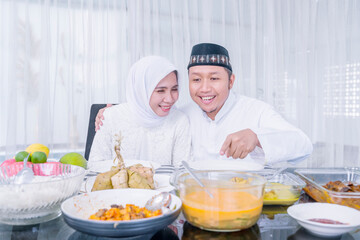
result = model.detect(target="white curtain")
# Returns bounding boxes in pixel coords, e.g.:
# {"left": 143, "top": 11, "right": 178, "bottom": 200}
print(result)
{"left": 1, "top": 0, "right": 359, "bottom": 167}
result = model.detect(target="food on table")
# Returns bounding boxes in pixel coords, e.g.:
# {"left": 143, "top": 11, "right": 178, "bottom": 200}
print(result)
{"left": 92, "top": 167, "right": 120, "bottom": 191}
{"left": 128, "top": 164, "right": 155, "bottom": 188}
{"left": 231, "top": 176, "right": 299, "bottom": 205}
{"left": 304, "top": 180, "right": 360, "bottom": 210}
{"left": 323, "top": 181, "right": 360, "bottom": 193}
{"left": 31, "top": 151, "right": 47, "bottom": 163}
{"left": 111, "top": 167, "right": 129, "bottom": 189}
{"left": 15, "top": 151, "right": 30, "bottom": 162}
{"left": 182, "top": 189, "right": 263, "bottom": 230}
{"left": 127, "top": 168, "right": 154, "bottom": 189}
{"left": 263, "top": 182, "right": 298, "bottom": 204}
{"left": 230, "top": 177, "right": 251, "bottom": 184}
{"left": 25, "top": 143, "right": 50, "bottom": 158}
{"left": 14, "top": 143, "right": 50, "bottom": 163}
{"left": 60, "top": 152, "right": 87, "bottom": 169}
{"left": 91, "top": 132, "right": 155, "bottom": 191}
{"left": 308, "top": 218, "right": 348, "bottom": 225}
{"left": 89, "top": 204, "right": 162, "bottom": 221}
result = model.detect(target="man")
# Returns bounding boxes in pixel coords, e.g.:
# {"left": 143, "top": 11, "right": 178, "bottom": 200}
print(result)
{"left": 96, "top": 43, "right": 312, "bottom": 165}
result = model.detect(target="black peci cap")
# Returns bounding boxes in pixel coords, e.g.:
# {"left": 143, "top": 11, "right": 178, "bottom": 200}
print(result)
{"left": 187, "top": 43, "right": 232, "bottom": 71}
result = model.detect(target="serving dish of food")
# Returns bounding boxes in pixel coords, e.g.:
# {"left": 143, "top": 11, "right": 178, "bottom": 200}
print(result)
{"left": 255, "top": 170, "right": 305, "bottom": 205}
{"left": 295, "top": 168, "right": 360, "bottom": 210}
{"left": 61, "top": 189, "right": 182, "bottom": 237}
{"left": 171, "top": 170, "right": 266, "bottom": 232}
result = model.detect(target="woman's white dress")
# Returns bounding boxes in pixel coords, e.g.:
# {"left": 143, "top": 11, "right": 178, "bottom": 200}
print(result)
{"left": 88, "top": 103, "right": 192, "bottom": 169}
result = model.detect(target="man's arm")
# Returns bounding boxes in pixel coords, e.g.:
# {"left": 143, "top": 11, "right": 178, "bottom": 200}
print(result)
{"left": 95, "top": 104, "right": 113, "bottom": 131}
{"left": 219, "top": 105, "right": 312, "bottom": 163}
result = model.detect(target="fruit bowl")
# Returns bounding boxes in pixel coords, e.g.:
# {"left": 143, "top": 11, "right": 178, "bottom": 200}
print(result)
{"left": 0, "top": 162, "right": 85, "bottom": 225}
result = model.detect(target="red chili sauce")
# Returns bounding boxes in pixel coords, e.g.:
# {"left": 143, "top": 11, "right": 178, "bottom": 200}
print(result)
{"left": 308, "top": 218, "right": 348, "bottom": 225}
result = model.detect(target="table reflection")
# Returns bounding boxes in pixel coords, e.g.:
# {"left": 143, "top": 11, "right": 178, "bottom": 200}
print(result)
{"left": 288, "top": 228, "right": 354, "bottom": 240}
{"left": 182, "top": 222, "right": 261, "bottom": 240}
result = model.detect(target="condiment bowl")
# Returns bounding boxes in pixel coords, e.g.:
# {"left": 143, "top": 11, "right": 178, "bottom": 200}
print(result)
{"left": 287, "top": 203, "right": 360, "bottom": 237}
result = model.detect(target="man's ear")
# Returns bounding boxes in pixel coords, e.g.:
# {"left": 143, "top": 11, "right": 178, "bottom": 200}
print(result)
{"left": 229, "top": 74, "right": 235, "bottom": 89}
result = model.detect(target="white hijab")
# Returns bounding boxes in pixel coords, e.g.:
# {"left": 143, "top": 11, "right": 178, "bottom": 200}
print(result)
{"left": 126, "top": 56, "right": 178, "bottom": 128}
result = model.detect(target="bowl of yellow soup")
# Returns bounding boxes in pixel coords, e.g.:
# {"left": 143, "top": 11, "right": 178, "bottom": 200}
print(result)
{"left": 172, "top": 170, "right": 266, "bottom": 232}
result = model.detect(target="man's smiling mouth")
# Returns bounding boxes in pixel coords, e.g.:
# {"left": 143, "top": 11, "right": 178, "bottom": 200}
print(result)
{"left": 200, "top": 96, "right": 215, "bottom": 103}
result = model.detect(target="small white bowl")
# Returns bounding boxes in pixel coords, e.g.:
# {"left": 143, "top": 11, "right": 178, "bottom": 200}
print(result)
{"left": 287, "top": 203, "right": 360, "bottom": 237}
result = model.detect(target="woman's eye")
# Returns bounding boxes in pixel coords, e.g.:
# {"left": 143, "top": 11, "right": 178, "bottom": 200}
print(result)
{"left": 171, "top": 88, "right": 178, "bottom": 92}
{"left": 157, "top": 90, "right": 165, "bottom": 93}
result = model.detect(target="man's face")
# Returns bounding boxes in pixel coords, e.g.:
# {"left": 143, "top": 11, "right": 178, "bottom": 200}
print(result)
{"left": 188, "top": 65, "right": 235, "bottom": 120}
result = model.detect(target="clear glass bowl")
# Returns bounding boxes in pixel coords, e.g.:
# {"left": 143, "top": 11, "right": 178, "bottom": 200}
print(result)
{"left": 295, "top": 168, "right": 360, "bottom": 210}
{"left": 0, "top": 162, "right": 85, "bottom": 225}
{"left": 255, "top": 170, "right": 305, "bottom": 205}
{"left": 172, "top": 170, "right": 266, "bottom": 232}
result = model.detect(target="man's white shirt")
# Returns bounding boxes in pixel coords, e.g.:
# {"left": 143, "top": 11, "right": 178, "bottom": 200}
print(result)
{"left": 181, "top": 92, "right": 313, "bottom": 165}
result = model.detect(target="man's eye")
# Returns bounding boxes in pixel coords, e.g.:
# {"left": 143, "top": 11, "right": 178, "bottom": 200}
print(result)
{"left": 172, "top": 88, "right": 178, "bottom": 92}
{"left": 211, "top": 78, "right": 219, "bottom": 81}
{"left": 192, "top": 78, "right": 200, "bottom": 82}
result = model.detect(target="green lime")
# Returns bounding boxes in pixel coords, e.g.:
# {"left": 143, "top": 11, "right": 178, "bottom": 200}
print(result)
{"left": 60, "top": 152, "right": 87, "bottom": 169}
{"left": 15, "top": 151, "right": 30, "bottom": 162}
{"left": 31, "top": 151, "right": 47, "bottom": 163}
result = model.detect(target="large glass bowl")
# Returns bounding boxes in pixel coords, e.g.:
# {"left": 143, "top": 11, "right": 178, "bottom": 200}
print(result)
{"left": 0, "top": 162, "right": 85, "bottom": 225}
{"left": 172, "top": 170, "right": 266, "bottom": 232}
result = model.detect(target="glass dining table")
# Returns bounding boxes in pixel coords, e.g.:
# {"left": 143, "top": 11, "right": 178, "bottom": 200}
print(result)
{"left": 1, "top": 167, "right": 360, "bottom": 240}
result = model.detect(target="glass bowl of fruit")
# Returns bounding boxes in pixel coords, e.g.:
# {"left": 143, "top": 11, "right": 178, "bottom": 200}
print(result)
{"left": 0, "top": 162, "right": 85, "bottom": 225}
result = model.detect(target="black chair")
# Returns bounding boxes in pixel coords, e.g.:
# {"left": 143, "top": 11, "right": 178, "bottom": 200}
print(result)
{"left": 84, "top": 104, "right": 108, "bottom": 160}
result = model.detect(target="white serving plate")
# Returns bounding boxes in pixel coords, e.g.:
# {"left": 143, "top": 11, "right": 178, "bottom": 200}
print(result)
{"left": 83, "top": 174, "right": 174, "bottom": 193}
{"left": 189, "top": 159, "right": 263, "bottom": 171}
{"left": 287, "top": 203, "right": 360, "bottom": 237}
{"left": 61, "top": 189, "right": 181, "bottom": 237}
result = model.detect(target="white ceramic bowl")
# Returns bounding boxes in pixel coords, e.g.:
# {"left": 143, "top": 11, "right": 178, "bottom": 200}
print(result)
{"left": 0, "top": 162, "right": 85, "bottom": 225}
{"left": 61, "top": 189, "right": 182, "bottom": 237}
{"left": 287, "top": 203, "right": 360, "bottom": 237}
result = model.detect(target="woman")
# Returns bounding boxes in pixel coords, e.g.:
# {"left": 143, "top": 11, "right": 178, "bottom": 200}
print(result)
{"left": 88, "top": 56, "right": 192, "bottom": 168}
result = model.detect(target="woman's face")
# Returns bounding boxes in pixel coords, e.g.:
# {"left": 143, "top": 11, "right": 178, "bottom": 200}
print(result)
{"left": 149, "top": 71, "right": 179, "bottom": 117}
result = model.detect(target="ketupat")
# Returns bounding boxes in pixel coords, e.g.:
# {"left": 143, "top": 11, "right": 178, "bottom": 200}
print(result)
{"left": 127, "top": 169, "right": 154, "bottom": 189}
{"left": 111, "top": 168, "right": 129, "bottom": 189}
{"left": 128, "top": 164, "right": 155, "bottom": 189}
{"left": 91, "top": 131, "right": 156, "bottom": 191}
{"left": 91, "top": 168, "right": 119, "bottom": 191}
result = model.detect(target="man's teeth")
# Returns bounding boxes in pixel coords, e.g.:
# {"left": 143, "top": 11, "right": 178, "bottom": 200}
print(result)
{"left": 201, "top": 96, "right": 215, "bottom": 101}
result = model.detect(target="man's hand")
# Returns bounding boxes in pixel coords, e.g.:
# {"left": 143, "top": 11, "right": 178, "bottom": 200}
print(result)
{"left": 220, "top": 129, "right": 261, "bottom": 159}
{"left": 95, "top": 104, "right": 113, "bottom": 131}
